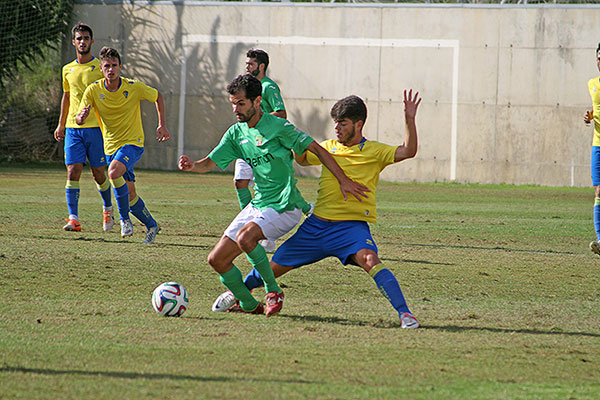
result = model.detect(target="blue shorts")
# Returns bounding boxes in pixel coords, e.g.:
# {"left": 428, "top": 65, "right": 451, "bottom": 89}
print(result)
{"left": 592, "top": 146, "right": 600, "bottom": 186}
{"left": 272, "top": 214, "right": 378, "bottom": 268}
{"left": 64, "top": 127, "right": 107, "bottom": 167}
{"left": 106, "top": 145, "right": 144, "bottom": 182}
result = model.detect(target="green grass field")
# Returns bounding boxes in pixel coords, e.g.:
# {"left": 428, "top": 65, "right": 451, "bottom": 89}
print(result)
{"left": 1, "top": 163, "right": 599, "bottom": 399}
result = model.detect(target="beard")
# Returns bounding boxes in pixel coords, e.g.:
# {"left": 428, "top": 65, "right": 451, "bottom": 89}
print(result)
{"left": 236, "top": 105, "right": 257, "bottom": 123}
{"left": 77, "top": 46, "right": 91, "bottom": 56}
{"left": 248, "top": 67, "right": 259, "bottom": 77}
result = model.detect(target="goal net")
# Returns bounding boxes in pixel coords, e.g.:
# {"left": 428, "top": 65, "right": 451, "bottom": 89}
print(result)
{"left": 0, "top": 0, "right": 74, "bottom": 162}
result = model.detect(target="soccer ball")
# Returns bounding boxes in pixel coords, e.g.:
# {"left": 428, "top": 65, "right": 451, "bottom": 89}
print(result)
{"left": 152, "top": 282, "right": 188, "bottom": 317}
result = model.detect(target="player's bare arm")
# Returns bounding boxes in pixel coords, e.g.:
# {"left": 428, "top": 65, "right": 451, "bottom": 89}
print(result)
{"left": 306, "top": 141, "right": 370, "bottom": 201}
{"left": 585, "top": 109, "right": 594, "bottom": 125}
{"left": 394, "top": 89, "right": 421, "bottom": 163}
{"left": 155, "top": 92, "right": 170, "bottom": 142}
{"left": 178, "top": 155, "right": 217, "bottom": 173}
{"left": 75, "top": 105, "right": 91, "bottom": 126}
{"left": 293, "top": 150, "right": 309, "bottom": 166}
{"left": 54, "top": 92, "right": 70, "bottom": 141}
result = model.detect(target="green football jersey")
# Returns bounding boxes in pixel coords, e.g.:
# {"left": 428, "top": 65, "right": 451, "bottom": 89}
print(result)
{"left": 260, "top": 76, "right": 285, "bottom": 114}
{"left": 209, "top": 113, "right": 313, "bottom": 212}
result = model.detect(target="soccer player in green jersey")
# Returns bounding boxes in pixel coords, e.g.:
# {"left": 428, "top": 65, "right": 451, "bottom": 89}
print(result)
{"left": 179, "top": 74, "right": 369, "bottom": 316}
{"left": 233, "top": 50, "right": 287, "bottom": 218}
{"left": 213, "top": 91, "right": 422, "bottom": 328}
{"left": 76, "top": 47, "right": 170, "bottom": 244}
{"left": 54, "top": 23, "right": 113, "bottom": 233}
{"left": 585, "top": 43, "right": 600, "bottom": 256}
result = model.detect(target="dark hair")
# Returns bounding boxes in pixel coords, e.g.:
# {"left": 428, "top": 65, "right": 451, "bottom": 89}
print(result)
{"left": 246, "top": 49, "right": 269, "bottom": 72}
{"left": 330, "top": 95, "right": 367, "bottom": 124}
{"left": 597, "top": 42, "right": 600, "bottom": 54}
{"left": 72, "top": 23, "right": 93, "bottom": 40}
{"left": 99, "top": 46, "right": 121, "bottom": 65}
{"left": 227, "top": 74, "right": 262, "bottom": 102}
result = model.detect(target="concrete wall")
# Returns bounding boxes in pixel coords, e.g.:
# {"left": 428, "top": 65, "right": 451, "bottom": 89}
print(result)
{"left": 67, "top": 2, "right": 600, "bottom": 186}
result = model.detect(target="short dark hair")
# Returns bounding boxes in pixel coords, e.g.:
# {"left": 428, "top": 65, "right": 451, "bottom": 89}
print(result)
{"left": 227, "top": 74, "right": 262, "bottom": 102}
{"left": 72, "top": 23, "right": 93, "bottom": 40}
{"left": 246, "top": 49, "right": 269, "bottom": 72}
{"left": 330, "top": 95, "right": 367, "bottom": 124}
{"left": 597, "top": 42, "right": 600, "bottom": 54}
{"left": 99, "top": 46, "right": 121, "bottom": 65}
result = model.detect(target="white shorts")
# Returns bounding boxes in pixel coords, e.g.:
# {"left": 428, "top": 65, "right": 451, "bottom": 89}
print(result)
{"left": 224, "top": 204, "right": 303, "bottom": 250}
{"left": 234, "top": 159, "right": 255, "bottom": 185}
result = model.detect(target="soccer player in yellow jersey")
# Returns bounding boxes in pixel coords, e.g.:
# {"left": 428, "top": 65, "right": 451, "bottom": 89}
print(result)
{"left": 213, "top": 91, "right": 422, "bottom": 328}
{"left": 585, "top": 43, "right": 600, "bottom": 256}
{"left": 54, "top": 23, "right": 113, "bottom": 233}
{"left": 76, "top": 47, "right": 170, "bottom": 244}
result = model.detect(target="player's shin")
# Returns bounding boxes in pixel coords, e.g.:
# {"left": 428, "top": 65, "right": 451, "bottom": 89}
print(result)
{"left": 65, "top": 180, "right": 80, "bottom": 219}
{"left": 109, "top": 176, "right": 130, "bottom": 220}
{"left": 130, "top": 195, "right": 157, "bottom": 228}
{"left": 594, "top": 197, "right": 600, "bottom": 240}
{"left": 246, "top": 244, "right": 281, "bottom": 294}
{"left": 219, "top": 266, "right": 260, "bottom": 311}
{"left": 369, "top": 264, "right": 411, "bottom": 315}
{"left": 96, "top": 179, "right": 112, "bottom": 208}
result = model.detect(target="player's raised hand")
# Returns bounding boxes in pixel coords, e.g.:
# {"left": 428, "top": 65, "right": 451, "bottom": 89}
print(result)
{"left": 157, "top": 125, "right": 170, "bottom": 142}
{"left": 404, "top": 89, "right": 422, "bottom": 119}
{"left": 584, "top": 110, "right": 594, "bottom": 125}
{"left": 339, "top": 177, "right": 370, "bottom": 202}
{"left": 178, "top": 155, "right": 194, "bottom": 171}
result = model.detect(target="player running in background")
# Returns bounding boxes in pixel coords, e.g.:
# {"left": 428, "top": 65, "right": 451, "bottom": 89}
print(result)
{"left": 213, "top": 91, "right": 422, "bottom": 328}
{"left": 179, "top": 74, "right": 369, "bottom": 316}
{"left": 54, "top": 23, "right": 113, "bottom": 233}
{"left": 76, "top": 47, "right": 170, "bottom": 244}
{"left": 233, "top": 49, "right": 287, "bottom": 212}
{"left": 585, "top": 43, "right": 600, "bottom": 256}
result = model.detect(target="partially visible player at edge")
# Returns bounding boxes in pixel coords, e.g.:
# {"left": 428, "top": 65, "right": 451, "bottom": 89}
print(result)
{"left": 76, "top": 47, "right": 170, "bottom": 244}
{"left": 233, "top": 49, "right": 288, "bottom": 213}
{"left": 179, "top": 74, "right": 370, "bottom": 317}
{"left": 585, "top": 42, "right": 600, "bottom": 256}
{"left": 214, "top": 91, "right": 422, "bottom": 329}
{"left": 54, "top": 23, "right": 113, "bottom": 233}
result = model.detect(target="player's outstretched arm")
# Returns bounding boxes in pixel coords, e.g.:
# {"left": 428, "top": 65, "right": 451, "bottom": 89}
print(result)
{"left": 178, "top": 155, "right": 217, "bottom": 173}
{"left": 584, "top": 109, "right": 594, "bottom": 125}
{"left": 394, "top": 89, "right": 421, "bottom": 163}
{"left": 306, "top": 141, "right": 370, "bottom": 201}
{"left": 155, "top": 92, "right": 170, "bottom": 142}
{"left": 54, "top": 92, "right": 70, "bottom": 141}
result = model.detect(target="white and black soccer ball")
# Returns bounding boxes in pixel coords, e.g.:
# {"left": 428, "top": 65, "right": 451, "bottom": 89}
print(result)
{"left": 152, "top": 282, "right": 188, "bottom": 317}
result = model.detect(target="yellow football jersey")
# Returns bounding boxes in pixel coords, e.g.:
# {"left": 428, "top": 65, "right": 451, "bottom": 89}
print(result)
{"left": 62, "top": 57, "right": 103, "bottom": 128}
{"left": 79, "top": 78, "right": 158, "bottom": 155}
{"left": 588, "top": 76, "right": 600, "bottom": 147}
{"left": 306, "top": 138, "right": 397, "bottom": 223}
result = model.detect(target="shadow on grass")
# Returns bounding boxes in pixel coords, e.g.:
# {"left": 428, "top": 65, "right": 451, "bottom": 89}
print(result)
{"left": 392, "top": 241, "right": 576, "bottom": 256}
{"left": 281, "top": 314, "right": 600, "bottom": 337}
{"left": 381, "top": 257, "right": 454, "bottom": 266}
{"left": 422, "top": 324, "right": 600, "bottom": 338}
{"left": 0, "top": 366, "right": 316, "bottom": 384}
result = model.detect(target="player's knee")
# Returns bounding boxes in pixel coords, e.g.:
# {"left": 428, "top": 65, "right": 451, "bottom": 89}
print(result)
{"left": 207, "top": 251, "right": 223, "bottom": 271}
{"left": 357, "top": 250, "right": 380, "bottom": 270}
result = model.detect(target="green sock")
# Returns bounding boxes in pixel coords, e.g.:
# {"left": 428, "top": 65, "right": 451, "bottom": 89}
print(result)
{"left": 219, "top": 266, "right": 259, "bottom": 311}
{"left": 246, "top": 245, "right": 281, "bottom": 294}
{"left": 236, "top": 187, "right": 252, "bottom": 210}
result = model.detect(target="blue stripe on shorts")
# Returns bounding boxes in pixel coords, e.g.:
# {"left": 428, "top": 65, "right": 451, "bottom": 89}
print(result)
{"left": 271, "top": 214, "right": 378, "bottom": 268}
